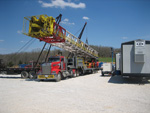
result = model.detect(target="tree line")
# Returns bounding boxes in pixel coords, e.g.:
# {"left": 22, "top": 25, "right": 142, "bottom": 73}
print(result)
{"left": 0, "top": 45, "right": 120, "bottom": 67}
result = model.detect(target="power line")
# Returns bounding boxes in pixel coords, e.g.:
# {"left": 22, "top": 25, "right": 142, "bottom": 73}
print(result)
{"left": 8, "top": 38, "right": 36, "bottom": 62}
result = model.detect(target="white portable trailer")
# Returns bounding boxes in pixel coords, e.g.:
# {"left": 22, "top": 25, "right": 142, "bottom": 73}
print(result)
{"left": 115, "top": 39, "right": 150, "bottom": 78}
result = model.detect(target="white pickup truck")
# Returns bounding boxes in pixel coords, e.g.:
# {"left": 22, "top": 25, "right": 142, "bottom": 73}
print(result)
{"left": 101, "top": 63, "right": 114, "bottom": 76}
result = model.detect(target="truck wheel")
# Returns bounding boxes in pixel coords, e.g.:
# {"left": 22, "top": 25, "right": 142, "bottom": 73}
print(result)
{"left": 79, "top": 71, "right": 82, "bottom": 76}
{"left": 21, "top": 71, "right": 29, "bottom": 78}
{"left": 71, "top": 70, "right": 76, "bottom": 78}
{"left": 29, "top": 71, "right": 36, "bottom": 79}
{"left": 56, "top": 72, "right": 61, "bottom": 82}
{"left": 79, "top": 68, "right": 84, "bottom": 76}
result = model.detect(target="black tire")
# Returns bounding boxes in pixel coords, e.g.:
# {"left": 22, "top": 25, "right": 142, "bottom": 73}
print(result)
{"left": 79, "top": 71, "right": 82, "bottom": 76}
{"left": 82, "top": 69, "right": 85, "bottom": 75}
{"left": 29, "top": 71, "right": 37, "bottom": 79}
{"left": 79, "top": 68, "right": 84, "bottom": 76}
{"left": 55, "top": 72, "right": 61, "bottom": 82}
{"left": 1, "top": 71, "right": 7, "bottom": 75}
{"left": 112, "top": 71, "right": 115, "bottom": 76}
{"left": 101, "top": 71, "right": 104, "bottom": 76}
{"left": 21, "top": 71, "right": 29, "bottom": 78}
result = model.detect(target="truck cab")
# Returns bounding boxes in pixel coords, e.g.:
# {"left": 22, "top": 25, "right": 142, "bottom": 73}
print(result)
{"left": 48, "top": 56, "right": 66, "bottom": 73}
{"left": 37, "top": 56, "right": 75, "bottom": 82}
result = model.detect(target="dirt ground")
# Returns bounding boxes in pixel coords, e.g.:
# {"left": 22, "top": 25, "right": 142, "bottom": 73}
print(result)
{"left": 0, "top": 72, "right": 150, "bottom": 113}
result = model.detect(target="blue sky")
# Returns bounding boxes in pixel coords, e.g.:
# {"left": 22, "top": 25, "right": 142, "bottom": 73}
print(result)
{"left": 0, "top": 0, "right": 150, "bottom": 54}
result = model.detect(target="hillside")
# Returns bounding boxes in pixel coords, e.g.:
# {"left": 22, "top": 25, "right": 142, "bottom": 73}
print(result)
{"left": 0, "top": 45, "right": 120, "bottom": 66}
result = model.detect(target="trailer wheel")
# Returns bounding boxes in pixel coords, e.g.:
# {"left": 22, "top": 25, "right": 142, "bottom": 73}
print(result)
{"left": 1, "top": 71, "right": 7, "bottom": 75}
{"left": 21, "top": 71, "right": 29, "bottom": 78}
{"left": 82, "top": 69, "right": 85, "bottom": 75}
{"left": 79, "top": 71, "right": 82, "bottom": 76}
{"left": 76, "top": 70, "right": 79, "bottom": 77}
{"left": 39, "top": 79, "right": 44, "bottom": 82}
{"left": 55, "top": 72, "right": 61, "bottom": 82}
{"left": 101, "top": 71, "right": 104, "bottom": 76}
{"left": 29, "top": 71, "right": 36, "bottom": 79}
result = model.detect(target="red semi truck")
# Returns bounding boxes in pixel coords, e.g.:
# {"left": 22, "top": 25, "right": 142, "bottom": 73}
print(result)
{"left": 37, "top": 56, "right": 99, "bottom": 82}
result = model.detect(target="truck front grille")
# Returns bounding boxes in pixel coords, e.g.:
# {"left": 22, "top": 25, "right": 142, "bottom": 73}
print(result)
{"left": 42, "top": 63, "right": 51, "bottom": 74}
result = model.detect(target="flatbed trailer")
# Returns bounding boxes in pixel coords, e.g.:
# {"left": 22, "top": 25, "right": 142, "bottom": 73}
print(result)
{"left": 0, "top": 67, "right": 40, "bottom": 79}
{"left": 0, "top": 59, "right": 40, "bottom": 78}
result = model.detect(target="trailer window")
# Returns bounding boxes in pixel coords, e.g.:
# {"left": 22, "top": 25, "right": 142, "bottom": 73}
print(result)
{"left": 48, "top": 58, "right": 60, "bottom": 63}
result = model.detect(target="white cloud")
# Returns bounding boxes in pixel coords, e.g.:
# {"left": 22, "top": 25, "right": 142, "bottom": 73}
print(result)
{"left": 121, "top": 37, "right": 128, "bottom": 39}
{"left": 64, "top": 18, "right": 69, "bottom": 22}
{"left": 20, "top": 41, "right": 27, "bottom": 43}
{"left": 60, "top": 18, "right": 75, "bottom": 25}
{"left": 17, "top": 30, "right": 22, "bottom": 34}
{"left": 0, "top": 40, "right": 4, "bottom": 42}
{"left": 38, "top": 0, "right": 86, "bottom": 9}
{"left": 83, "top": 16, "right": 89, "bottom": 20}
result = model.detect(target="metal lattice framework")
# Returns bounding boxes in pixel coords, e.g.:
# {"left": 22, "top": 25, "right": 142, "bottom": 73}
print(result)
{"left": 43, "top": 30, "right": 98, "bottom": 59}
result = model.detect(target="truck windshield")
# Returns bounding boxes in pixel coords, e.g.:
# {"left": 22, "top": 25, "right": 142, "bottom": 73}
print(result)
{"left": 48, "top": 58, "right": 60, "bottom": 63}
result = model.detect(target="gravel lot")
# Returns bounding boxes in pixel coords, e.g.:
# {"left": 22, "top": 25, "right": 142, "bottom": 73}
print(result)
{"left": 0, "top": 72, "right": 150, "bottom": 113}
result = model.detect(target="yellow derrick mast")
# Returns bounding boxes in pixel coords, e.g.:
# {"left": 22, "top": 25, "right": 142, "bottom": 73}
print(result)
{"left": 23, "top": 15, "right": 55, "bottom": 38}
{"left": 22, "top": 14, "right": 99, "bottom": 59}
